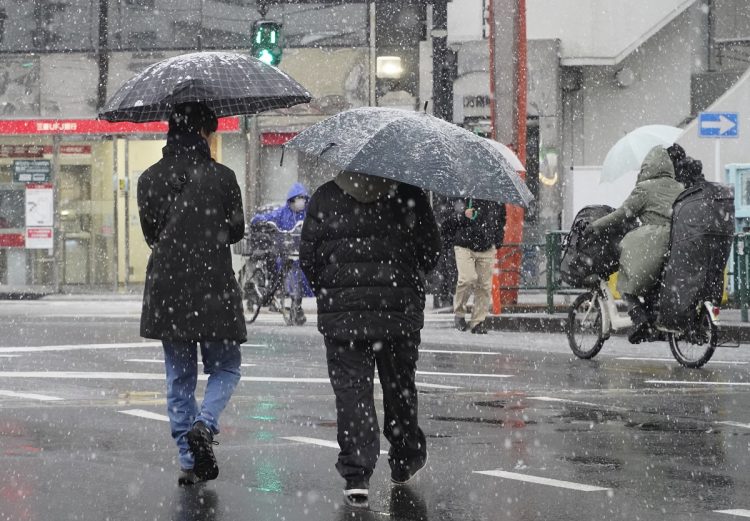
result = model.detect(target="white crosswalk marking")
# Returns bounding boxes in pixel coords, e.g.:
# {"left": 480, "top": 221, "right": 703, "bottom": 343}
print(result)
{"left": 647, "top": 380, "right": 750, "bottom": 387}
{"left": 0, "top": 390, "right": 62, "bottom": 401}
{"left": 474, "top": 470, "right": 611, "bottom": 492}
{"left": 715, "top": 510, "right": 750, "bottom": 518}
{"left": 119, "top": 409, "right": 169, "bottom": 422}
{"left": 282, "top": 436, "right": 388, "bottom": 455}
{"left": 416, "top": 370, "right": 512, "bottom": 378}
{"left": 125, "top": 358, "right": 256, "bottom": 367}
{"left": 716, "top": 421, "right": 750, "bottom": 430}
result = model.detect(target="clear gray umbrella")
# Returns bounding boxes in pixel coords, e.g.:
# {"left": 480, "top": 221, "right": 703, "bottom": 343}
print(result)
{"left": 99, "top": 51, "right": 311, "bottom": 122}
{"left": 284, "top": 107, "right": 533, "bottom": 206}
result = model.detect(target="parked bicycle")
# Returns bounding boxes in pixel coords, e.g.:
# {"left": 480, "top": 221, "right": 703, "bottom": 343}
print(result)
{"left": 235, "top": 221, "right": 306, "bottom": 326}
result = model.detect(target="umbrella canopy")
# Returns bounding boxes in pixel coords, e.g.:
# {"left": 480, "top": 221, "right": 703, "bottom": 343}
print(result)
{"left": 285, "top": 107, "right": 533, "bottom": 206}
{"left": 600, "top": 125, "right": 682, "bottom": 183}
{"left": 99, "top": 51, "right": 311, "bottom": 122}
{"left": 484, "top": 138, "right": 526, "bottom": 172}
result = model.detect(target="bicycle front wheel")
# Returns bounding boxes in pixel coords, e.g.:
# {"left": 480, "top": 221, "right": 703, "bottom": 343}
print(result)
{"left": 668, "top": 309, "right": 717, "bottom": 368}
{"left": 567, "top": 291, "right": 606, "bottom": 359}
{"left": 246, "top": 268, "right": 269, "bottom": 324}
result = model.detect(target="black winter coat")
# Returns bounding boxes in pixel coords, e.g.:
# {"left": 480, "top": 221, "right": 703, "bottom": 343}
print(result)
{"left": 299, "top": 180, "right": 441, "bottom": 340}
{"left": 442, "top": 198, "right": 506, "bottom": 252}
{"left": 137, "top": 143, "right": 247, "bottom": 343}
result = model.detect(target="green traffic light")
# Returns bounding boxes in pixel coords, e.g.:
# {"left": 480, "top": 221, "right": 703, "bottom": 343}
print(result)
{"left": 251, "top": 21, "right": 283, "bottom": 66}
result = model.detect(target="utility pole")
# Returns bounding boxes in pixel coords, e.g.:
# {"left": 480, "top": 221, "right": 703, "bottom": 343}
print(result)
{"left": 489, "top": 0, "right": 527, "bottom": 311}
{"left": 97, "top": 0, "right": 109, "bottom": 111}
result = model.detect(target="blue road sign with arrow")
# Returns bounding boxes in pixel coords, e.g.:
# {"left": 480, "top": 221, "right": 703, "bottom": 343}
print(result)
{"left": 699, "top": 112, "right": 739, "bottom": 138}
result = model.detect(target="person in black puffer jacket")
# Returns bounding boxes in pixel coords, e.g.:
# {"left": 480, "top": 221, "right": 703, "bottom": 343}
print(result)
{"left": 442, "top": 198, "right": 506, "bottom": 334}
{"left": 299, "top": 171, "right": 441, "bottom": 508}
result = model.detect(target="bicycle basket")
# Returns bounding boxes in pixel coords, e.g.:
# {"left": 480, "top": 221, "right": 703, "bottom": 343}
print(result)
{"left": 560, "top": 205, "right": 618, "bottom": 287}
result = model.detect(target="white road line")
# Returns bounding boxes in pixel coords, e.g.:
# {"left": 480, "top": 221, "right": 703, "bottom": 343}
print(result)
{"left": 646, "top": 380, "right": 750, "bottom": 387}
{"left": 617, "top": 357, "right": 747, "bottom": 365}
{"left": 0, "top": 371, "right": 458, "bottom": 389}
{"left": 715, "top": 510, "right": 750, "bottom": 518}
{"left": 0, "top": 390, "right": 63, "bottom": 401}
{"left": 119, "top": 409, "right": 169, "bottom": 422}
{"left": 416, "top": 370, "right": 512, "bottom": 379}
{"left": 0, "top": 342, "right": 161, "bottom": 353}
{"left": 420, "top": 349, "right": 502, "bottom": 356}
{"left": 282, "top": 436, "right": 387, "bottom": 455}
{"left": 716, "top": 421, "right": 750, "bottom": 429}
{"left": 527, "top": 396, "right": 628, "bottom": 412}
{"left": 0, "top": 342, "right": 267, "bottom": 354}
{"left": 414, "top": 382, "right": 461, "bottom": 389}
{"left": 0, "top": 355, "right": 21, "bottom": 358}
{"left": 125, "top": 359, "right": 257, "bottom": 368}
{"left": 474, "top": 470, "right": 611, "bottom": 492}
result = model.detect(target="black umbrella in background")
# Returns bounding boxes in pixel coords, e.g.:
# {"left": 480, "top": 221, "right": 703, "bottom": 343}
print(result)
{"left": 284, "top": 107, "right": 533, "bottom": 206}
{"left": 99, "top": 51, "right": 311, "bottom": 122}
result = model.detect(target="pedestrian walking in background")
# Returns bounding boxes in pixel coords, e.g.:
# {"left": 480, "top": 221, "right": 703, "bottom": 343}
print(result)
{"left": 299, "top": 171, "right": 441, "bottom": 509}
{"left": 137, "top": 102, "right": 246, "bottom": 486}
{"left": 444, "top": 198, "right": 506, "bottom": 334}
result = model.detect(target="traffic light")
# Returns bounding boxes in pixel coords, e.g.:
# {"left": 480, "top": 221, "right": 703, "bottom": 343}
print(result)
{"left": 251, "top": 21, "right": 283, "bottom": 66}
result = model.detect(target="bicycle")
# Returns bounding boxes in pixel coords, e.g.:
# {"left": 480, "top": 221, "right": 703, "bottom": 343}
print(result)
{"left": 567, "top": 276, "right": 721, "bottom": 368}
{"left": 236, "top": 221, "right": 306, "bottom": 326}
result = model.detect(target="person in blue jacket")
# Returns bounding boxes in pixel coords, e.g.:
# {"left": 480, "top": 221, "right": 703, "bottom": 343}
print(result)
{"left": 251, "top": 182, "right": 312, "bottom": 324}
{"left": 251, "top": 182, "right": 310, "bottom": 230}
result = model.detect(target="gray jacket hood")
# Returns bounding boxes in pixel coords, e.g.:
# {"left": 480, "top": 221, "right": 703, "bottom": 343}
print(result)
{"left": 334, "top": 171, "right": 397, "bottom": 203}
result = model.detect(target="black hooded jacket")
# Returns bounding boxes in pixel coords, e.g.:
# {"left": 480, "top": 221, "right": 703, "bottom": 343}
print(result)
{"left": 137, "top": 134, "right": 247, "bottom": 342}
{"left": 442, "top": 198, "right": 506, "bottom": 252}
{"left": 299, "top": 173, "right": 441, "bottom": 340}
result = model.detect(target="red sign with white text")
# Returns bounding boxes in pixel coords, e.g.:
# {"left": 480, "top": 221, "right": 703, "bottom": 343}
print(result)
{"left": 0, "top": 118, "right": 241, "bottom": 135}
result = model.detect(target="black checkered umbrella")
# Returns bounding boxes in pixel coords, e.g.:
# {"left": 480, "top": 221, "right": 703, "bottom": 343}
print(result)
{"left": 99, "top": 51, "right": 312, "bottom": 122}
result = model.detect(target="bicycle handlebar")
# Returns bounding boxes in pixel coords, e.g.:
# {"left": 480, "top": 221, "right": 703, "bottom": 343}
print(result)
{"left": 249, "top": 220, "right": 304, "bottom": 234}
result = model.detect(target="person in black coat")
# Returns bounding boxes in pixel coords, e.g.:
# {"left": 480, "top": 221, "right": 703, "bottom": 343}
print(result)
{"left": 137, "top": 102, "right": 246, "bottom": 486}
{"left": 299, "top": 171, "right": 441, "bottom": 509}
{"left": 442, "top": 198, "right": 506, "bottom": 334}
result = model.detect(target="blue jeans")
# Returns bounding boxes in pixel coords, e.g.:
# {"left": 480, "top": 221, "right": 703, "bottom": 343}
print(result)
{"left": 162, "top": 340, "right": 242, "bottom": 470}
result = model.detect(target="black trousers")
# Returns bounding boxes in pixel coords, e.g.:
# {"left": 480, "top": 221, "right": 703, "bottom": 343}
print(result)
{"left": 324, "top": 333, "right": 426, "bottom": 484}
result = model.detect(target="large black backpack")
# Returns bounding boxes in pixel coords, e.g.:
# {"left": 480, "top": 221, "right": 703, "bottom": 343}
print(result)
{"left": 560, "top": 205, "right": 633, "bottom": 288}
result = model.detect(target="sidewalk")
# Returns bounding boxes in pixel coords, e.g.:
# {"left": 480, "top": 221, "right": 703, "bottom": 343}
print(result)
{"left": 23, "top": 290, "right": 750, "bottom": 344}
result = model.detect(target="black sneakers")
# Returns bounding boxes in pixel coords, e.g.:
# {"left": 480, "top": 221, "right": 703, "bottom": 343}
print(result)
{"left": 178, "top": 468, "right": 205, "bottom": 486}
{"left": 391, "top": 452, "right": 428, "bottom": 485}
{"left": 187, "top": 421, "right": 219, "bottom": 481}
{"left": 470, "top": 321, "right": 488, "bottom": 334}
{"left": 343, "top": 481, "right": 369, "bottom": 509}
{"left": 455, "top": 317, "right": 468, "bottom": 331}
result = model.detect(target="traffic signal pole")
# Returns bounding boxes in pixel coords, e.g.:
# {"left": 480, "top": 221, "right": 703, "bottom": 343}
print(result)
{"left": 431, "top": 0, "right": 452, "bottom": 122}
{"left": 489, "top": 0, "right": 527, "bottom": 313}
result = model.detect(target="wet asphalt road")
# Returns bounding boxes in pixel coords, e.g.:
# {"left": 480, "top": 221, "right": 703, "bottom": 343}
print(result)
{"left": 3, "top": 300, "right": 750, "bottom": 520}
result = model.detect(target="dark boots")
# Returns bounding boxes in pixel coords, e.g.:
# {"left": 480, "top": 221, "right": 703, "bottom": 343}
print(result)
{"left": 624, "top": 294, "right": 651, "bottom": 344}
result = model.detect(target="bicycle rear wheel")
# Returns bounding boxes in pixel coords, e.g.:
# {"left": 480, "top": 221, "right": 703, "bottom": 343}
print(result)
{"left": 668, "top": 308, "right": 717, "bottom": 368}
{"left": 567, "top": 291, "right": 606, "bottom": 359}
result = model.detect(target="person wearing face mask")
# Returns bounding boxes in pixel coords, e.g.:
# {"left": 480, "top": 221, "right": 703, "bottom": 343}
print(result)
{"left": 251, "top": 182, "right": 312, "bottom": 323}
